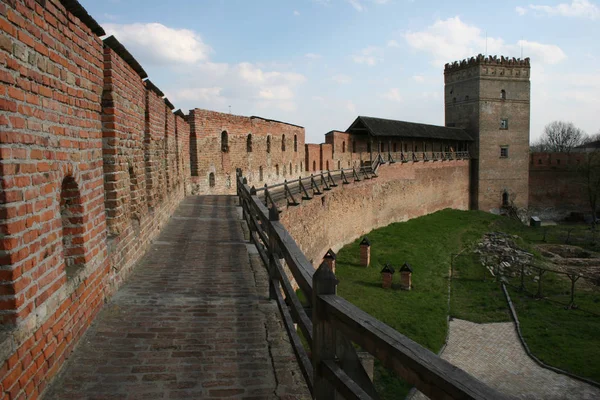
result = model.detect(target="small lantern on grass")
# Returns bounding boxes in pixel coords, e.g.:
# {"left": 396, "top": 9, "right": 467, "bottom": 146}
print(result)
{"left": 380, "top": 263, "right": 395, "bottom": 289}
{"left": 399, "top": 262, "right": 413, "bottom": 290}
{"left": 360, "top": 237, "right": 371, "bottom": 267}
{"left": 323, "top": 249, "right": 337, "bottom": 273}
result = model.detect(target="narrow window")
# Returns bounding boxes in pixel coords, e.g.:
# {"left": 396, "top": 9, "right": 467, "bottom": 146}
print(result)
{"left": 326, "top": 161, "right": 329, "bottom": 170}
{"left": 342, "top": 141, "right": 346, "bottom": 153}
{"left": 352, "top": 140, "right": 356, "bottom": 153}
{"left": 393, "top": 143, "right": 397, "bottom": 152}
{"left": 501, "top": 89, "right": 506, "bottom": 100}
{"left": 61, "top": 176, "right": 85, "bottom": 279}
{"left": 282, "top": 134, "right": 286, "bottom": 151}
{"left": 289, "top": 162, "right": 292, "bottom": 175}
{"left": 209, "top": 172, "right": 215, "bottom": 187}
{"left": 295, "top": 164, "right": 298, "bottom": 173}
{"left": 300, "top": 162, "right": 303, "bottom": 171}
{"left": 500, "top": 119, "right": 508, "bottom": 130}
{"left": 246, "top": 134, "right": 252, "bottom": 152}
{"left": 367, "top": 142, "right": 371, "bottom": 153}
{"left": 294, "top": 135, "right": 297, "bottom": 152}
{"left": 259, "top": 166, "right": 263, "bottom": 181}
{"left": 276, "top": 164, "right": 279, "bottom": 176}
{"left": 338, "top": 160, "right": 341, "bottom": 169}
{"left": 267, "top": 135, "right": 271, "bottom": 153}
{"left": 283, "top": 164, "right": 287, "bottom": 176}
{"left": 313, "top": 160, "right": 316, "bottom": 171}
{"left": 500, "top": 146, "right": 509, "bottom": 158}
{"left": 221, "top": 131, "right": 228, "bottom": 152}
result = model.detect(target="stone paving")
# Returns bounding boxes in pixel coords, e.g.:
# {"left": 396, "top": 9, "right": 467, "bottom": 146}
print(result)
{"left": 412, "top": 319, "right": 600, "bottom": 400}
{"left": 43, "top": 195, "right": 310, "bottom": 400}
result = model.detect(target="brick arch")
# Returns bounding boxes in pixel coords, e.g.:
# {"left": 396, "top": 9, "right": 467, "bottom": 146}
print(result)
{"left": 59, "top": 174, "right": 86, "bottom": 279}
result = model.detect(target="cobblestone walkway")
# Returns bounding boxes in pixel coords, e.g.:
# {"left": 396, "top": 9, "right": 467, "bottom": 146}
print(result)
{"left": 44, "top": 195, "right": 310, "bottom": 400}
{"left": 413, "top": 319, "right": 600, "bottom": 400}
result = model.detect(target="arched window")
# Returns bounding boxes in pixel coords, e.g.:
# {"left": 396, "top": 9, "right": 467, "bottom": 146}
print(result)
{"left": 246, "top": 134, "right": 252, "bottom": 152}
{"left": 501, "top": 89, "right": 506, "bottom": 100}
{"left": 342, "top": 141, "right": 346, "bottom": 153}
{"left": 326, "top": 161, "right": 329, "bottom": 170}
{"left": 289, "top": 163, "right": 292, "bottom": 175}
{"left": 294, "top": 135, "right": 298, "bottom": 152}
{"left": 313, "top": 160, "right": 316, "bottom": 171}
{"left": 283, "top": 164, "right": 287, "bottom": 176}
{"left": 282, "top": 134, "right": 286, "bottom": 151}
{"left": 267, "top": 135, "right": 271, "bottom": 153}
{"left": 209, "top": 172, "right": 215, "bottom": 187}
{"left": 300, "top": 162, "right": 303, "bottom": 171}
{"left": 276, "top": 164, "right": 279, "bottom": 176}
{"left": 502, "top": 191, "right": 509, "bottom": 207}
{"left": 352, "top": 140, "right": 356, "bottom": 153}
{"left": 61, "top": 176, "right": 85, "bottom": 279}
{"left": 259, "top": 166, "right": 263, "bottom": 181}
{"left": 221, "top": 131, "right": 228, "bottom": 152}
{"left": 338, "top": 160, "right": 341, "bottom": 169}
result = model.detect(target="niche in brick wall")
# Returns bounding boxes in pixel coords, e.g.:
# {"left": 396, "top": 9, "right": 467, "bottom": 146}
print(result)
{"left": 60, "top": 176, "right": 86, "bottom": 279}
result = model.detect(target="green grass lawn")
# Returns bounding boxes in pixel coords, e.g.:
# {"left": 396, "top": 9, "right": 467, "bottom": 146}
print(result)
{"left": 333, "top": 208, "right": 600, "bottom": 398}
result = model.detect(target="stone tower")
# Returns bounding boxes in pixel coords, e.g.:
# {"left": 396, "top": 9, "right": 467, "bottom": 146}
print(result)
{"left": 444, "top": 55, "right": 531, "bottom": 212}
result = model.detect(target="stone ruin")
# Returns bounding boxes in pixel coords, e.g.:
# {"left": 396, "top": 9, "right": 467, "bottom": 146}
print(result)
{"left": 473, "top": 232, "right": 535, "bottom": 280}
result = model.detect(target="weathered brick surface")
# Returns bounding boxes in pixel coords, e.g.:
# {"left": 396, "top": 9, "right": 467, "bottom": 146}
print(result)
{"left": 280, "top": 160, "right": 470, "bottom": 267}
{"left": 529, "top": 152, "right": 588, "bottom": 219}
{"left": 189, "top": 109, "right": 306, "bottom": 194}
{"left": 43, "top": 196, "right": 310, "bottom": 400}
{"left": 0, "top": 2, "right": 190, "bottom": 399}
{"left": 445, "top": 56, "right": 530, "bottom": 212}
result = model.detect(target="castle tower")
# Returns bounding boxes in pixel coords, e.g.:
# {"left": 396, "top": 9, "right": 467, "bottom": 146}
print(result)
{"left": 444, "top": 55, "right": 531, "bottom": 212}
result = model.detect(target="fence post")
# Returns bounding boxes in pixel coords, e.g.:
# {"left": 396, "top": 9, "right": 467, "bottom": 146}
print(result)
{"left": 312, "top": 262, "right": 338, "bottom": 399}
{"left": 268, "top": 203, "right": 280, "bottom": 300}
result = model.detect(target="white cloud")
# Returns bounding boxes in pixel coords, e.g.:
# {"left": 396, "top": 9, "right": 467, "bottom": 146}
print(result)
{"left": 412, "top": 75, "right": 426, "bottom": 83}
{"left": 103, "top": 23, "right": 212, "bottom": 65}
{"left": 346, "top": 101, "right": 357, "bottom": 113}
{"left": 403, "top": 17, "right": 566, "bottom": 66}
{"left": 294, "top": 10, "right": 300, "bottom": 16}
{"left": 332, "top": 74, "right": 352, "bottom": 84}
{"left": 382, "top": 88, "right": 402, "bottom": 102}
{"left": 171, "top": 87, "right": 225, "bottom": 103}
{"left": 352, "top": 46, "right": 383, "bottom": 66}
{"left": 518, "top": 0, "right": 600, "bottom": 19}
{"left": 347, "top": 0, "right": 364, "bottom": 11}
{"left": 387, "top": 40, "right": 400, "bottom": 48}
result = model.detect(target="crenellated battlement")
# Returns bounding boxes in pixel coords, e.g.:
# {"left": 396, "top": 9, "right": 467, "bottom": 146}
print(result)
{"left": 445, "top": 54, "right": 530, "bottom": 73}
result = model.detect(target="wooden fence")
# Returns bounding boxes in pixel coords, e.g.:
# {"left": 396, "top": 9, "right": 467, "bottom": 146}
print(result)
{"left": 235, "top": 154, "right": 508, "bottom": 400}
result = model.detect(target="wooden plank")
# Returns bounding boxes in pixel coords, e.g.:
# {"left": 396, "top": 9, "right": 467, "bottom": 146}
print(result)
{"left": 322, "top": 361, "right": 373, "bottom": 400}
{"left": 272, "top": 279, "right": 314, "bottom": 396}
{"left": 273, "top": 257, "right": 313, "bottom": 346}
{"left": 319, "top": 295, "right": 512, "bottom": 400}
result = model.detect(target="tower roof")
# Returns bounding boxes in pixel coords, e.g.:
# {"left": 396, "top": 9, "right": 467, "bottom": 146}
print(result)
{"left": 445, "top": 54, "right": 530, "bottom": 73}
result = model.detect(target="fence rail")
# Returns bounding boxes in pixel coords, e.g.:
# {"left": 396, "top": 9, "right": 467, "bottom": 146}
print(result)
{"left": 236, "top": 167, "right": 507, "bottom": 400}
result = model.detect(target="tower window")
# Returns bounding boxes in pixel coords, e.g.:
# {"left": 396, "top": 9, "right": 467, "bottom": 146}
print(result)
{"left": 501, "top": 89, "right": 506, "bottom": 100}
{"left": 502, "top": 191, "right": 509, "bottom": 207}
{"left": 221, "top": 131, "right": 229, "bottom": 152}
{"left": 500, "top": 146, "right": 509, "bottom": 158}
{"left": 342, "top": 141, "right": 346, "bottom": 153}
{"left": 209, "top": 172, "right": 215, "bottom": 187}
{"left": 267, "top": 135, "right": 271, "bottom": 153}
{"left": 246, "top": 134, "right": 252, "bottom": 152}
{"left": 282, "top": 134, "right": 286, "bottom": 151}
{"left": 500, "top": 119, "right": 508, "bottom": 130}
{"left": 294, "top": 135, "right": 298, "bottom": 152}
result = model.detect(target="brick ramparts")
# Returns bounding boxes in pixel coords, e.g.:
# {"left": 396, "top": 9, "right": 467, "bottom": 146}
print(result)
{"left": 189, "top": 108, "right": 306, "bottom": 194}
{"left": 280, "top": 160, "right": 470, "bottom": 267}
{"left": 528, "top": 152, "right": 588, "bottom": 219}
{"left": 0, "top": 1, "right": 190, "bottom": 398}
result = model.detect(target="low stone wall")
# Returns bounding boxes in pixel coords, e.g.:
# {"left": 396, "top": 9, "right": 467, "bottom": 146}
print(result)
{"left": 280, "top": 160, "right": 470, "bottom": 266}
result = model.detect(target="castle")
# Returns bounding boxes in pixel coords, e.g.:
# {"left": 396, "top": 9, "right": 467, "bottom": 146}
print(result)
{"left": 0, "top": 0, "right": 581, "bottom": 398}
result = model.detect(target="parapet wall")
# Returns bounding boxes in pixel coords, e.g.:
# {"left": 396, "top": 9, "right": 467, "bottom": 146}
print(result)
{"left": 280, "top": 160, "right": 470, "bottom": 266}
{"left": 0, "top": 1, "right": 190, "bottom": 398}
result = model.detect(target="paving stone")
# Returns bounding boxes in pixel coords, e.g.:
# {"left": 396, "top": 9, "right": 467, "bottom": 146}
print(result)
{"left": 412, "top": 319, "right": 600, "bottom": 400}
{"left": 43, "top": 195, "right": 310, "bottom": 400}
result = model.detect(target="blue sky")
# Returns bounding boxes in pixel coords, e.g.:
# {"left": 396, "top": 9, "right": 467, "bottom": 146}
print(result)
{"left": 81, "top": 0, "right": 599, "bottom": 144}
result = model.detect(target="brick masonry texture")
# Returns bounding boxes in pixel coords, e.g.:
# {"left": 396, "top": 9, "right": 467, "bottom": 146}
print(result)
{"left": 188, "top": 108, "right": 307, "bottom": 195}
{"left": 43, "top": 196, "right": 310, "bottom": 400}
{"left": 280, "top": 160, "right": 470, "bottom": 268}
{"left": 0, "top": 1, "right": 190, "bottom": 398}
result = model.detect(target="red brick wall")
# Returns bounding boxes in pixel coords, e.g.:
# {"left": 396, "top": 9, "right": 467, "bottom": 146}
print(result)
{"left": 0, "top": 1, "right": 190, "bottom": 398}
{"left": 305, "top": 143, "right": 320, "bottom": 173}
{"left": 189, "top": 108, "right": 306, "bottom": 193}
{"left": 528, "top": 152, "right": 588, "bottom": 219}
{"left": 281, "top": 160, "right": 470, "bottom": 267}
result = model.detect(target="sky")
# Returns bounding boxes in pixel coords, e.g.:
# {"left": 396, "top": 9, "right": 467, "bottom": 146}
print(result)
{"left": 80, "top": 0, "right": 599, "bottom": 144}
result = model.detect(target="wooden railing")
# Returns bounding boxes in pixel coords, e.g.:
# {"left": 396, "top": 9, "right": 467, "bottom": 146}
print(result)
{"left": 386, "top": 151, "right": 470, "bottom": 163}
{"left": 236, "top": 170, "right": 509, "bottom": 400}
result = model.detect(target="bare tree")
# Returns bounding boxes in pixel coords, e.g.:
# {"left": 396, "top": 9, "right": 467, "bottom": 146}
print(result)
{"left": 533, "top": 121, "right": 587, "bottom": 153}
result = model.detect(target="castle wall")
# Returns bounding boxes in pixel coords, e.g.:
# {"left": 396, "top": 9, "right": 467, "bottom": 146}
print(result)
{"left": 280, "top": 160, "right": 470, "bottom": 267}
{"left": 528, "top": 152, "right": 588, "bottom": 219}
{"left": 189, "top": 108, "right": 306, "bottom": 193}
{"left": 0, "top": 2, "right": 190, "bottom": 398}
